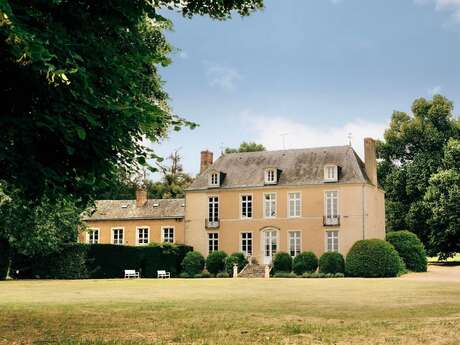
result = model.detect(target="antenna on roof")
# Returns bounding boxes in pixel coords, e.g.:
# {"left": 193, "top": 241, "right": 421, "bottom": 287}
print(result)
{"left": 347, "top": 132, "right": 353, "bottom": 146}
{"left": 280, "top": 133, "right": 289, "bottom": 149}
{"left": 219, "top": 142, "right": 225, "bottom": 156}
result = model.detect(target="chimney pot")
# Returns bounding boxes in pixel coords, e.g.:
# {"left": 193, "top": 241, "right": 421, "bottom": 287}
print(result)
{"left": 200, "top": 150, "right": 213, "bottom": 174}
{"left": 135, "top": 189, "right": 148, "bottom": 207}
{"left": 364, "top": 138, "right": 378, "bottom": 186}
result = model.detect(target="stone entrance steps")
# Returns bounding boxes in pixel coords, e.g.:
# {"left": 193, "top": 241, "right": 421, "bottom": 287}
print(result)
{"left": 239, "top": 264, "right": 268, "bottom": 278}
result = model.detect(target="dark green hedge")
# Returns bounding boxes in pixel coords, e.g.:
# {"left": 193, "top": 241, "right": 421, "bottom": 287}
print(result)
{"left": 181, "top": 251, "right": 205, "bottom": 276}
{"left": 386, "top": 231, "right": 427, "bottom": 272}
{"left": 205, "top": 251, "right": 227, "bottom": 275}
{"left": 319, "top": 252, "right": 345, "bottom": 274}
{"left": 11, "top": 243, "right": 193, "bottom": 279}
{"left": 346, "top": 239, "right": 402, "bottom": 277}
{"left": 293, "top": 251, "right": 318, "bottom": 275}
{"left": 0, "top": 239, "right": 10, "bottom": 280}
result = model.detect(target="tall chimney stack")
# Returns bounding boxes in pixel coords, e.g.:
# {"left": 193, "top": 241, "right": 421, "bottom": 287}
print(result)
{"left": 136, "top": 189, "right": 148, "bottom": 207}
{"left": 364, "top": 138, "right": 378, "bottom": 186}
{"left": 200, "top": 150, "right": 213, "bottom": 174}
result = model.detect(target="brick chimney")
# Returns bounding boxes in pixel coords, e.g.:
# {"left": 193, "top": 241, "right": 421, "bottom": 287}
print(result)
{"left": 364, "top": 138, "right": 378, "bottom": 186}
{"left": 200, "top": 150, "right": 213, "bottom": 174}
{"left": 136, "top": 189, "right": 148, "bottom": 207}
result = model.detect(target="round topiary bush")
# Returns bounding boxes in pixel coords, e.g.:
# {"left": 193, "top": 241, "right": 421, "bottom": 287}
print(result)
{"left": 181, "top": 251, "right": 205, "bottom": 276}
{"left": 293, "top": 251, "right": 318, "bottom": 275}
{"left": 273, "top": 252, "right": 292, "bottom": 272}
{"left": 225, "top": 252, "right": 248, "bottom": 275}
{"left": 205, "top": 251, "right": 227, "bottom": 275}
{"left": 319, "top": 252, "right": 345, "bottom": 274}
{"left": 386, "top": 231, "right": 427, "bottom": 272}
{"left": 345, "top": 239, "right": 402, "bottom": 277}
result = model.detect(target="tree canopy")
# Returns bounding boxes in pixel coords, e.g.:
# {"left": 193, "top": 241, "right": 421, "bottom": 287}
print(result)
{"left": 0, "top": 0, "right": 263, "bottom": 260}
{"left": 378, "top": 95, "right": 460, "bottom": 258}
{"left": 224, "top": 141, "right": 266, "bottom": 154}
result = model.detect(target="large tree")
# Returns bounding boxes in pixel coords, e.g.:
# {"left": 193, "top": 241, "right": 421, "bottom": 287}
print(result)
{"left": 225, "top": 141, "right": 266, "bottom": 154}
{"left": 378, "top": 95, "right": 460, "bottom": 258}
{"left": 0, "top": 0, "right": 263, "bottom": 271}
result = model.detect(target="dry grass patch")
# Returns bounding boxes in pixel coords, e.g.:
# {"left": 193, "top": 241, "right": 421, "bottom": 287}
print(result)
{"left": 1, "top": 268, "right": 460, "bottom": 344}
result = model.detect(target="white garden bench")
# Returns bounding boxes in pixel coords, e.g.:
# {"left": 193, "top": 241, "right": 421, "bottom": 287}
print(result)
{"left": 157, "top": 270, "right": 171, "bottom": 279}
{"left": 124, "top": 269, "right": 140, "bottom": 279}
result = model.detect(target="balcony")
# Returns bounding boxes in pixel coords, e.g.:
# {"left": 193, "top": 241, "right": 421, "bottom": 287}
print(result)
{"left": 205, "top": 218, "right": 220, "bottom": 229}
{"left": 323, "top": 215, "right": 340, "bottom": 226}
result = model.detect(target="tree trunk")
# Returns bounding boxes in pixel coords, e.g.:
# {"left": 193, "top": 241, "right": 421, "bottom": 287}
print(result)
{"left": 0, "top": 238, "right": 11, "bottom": 280}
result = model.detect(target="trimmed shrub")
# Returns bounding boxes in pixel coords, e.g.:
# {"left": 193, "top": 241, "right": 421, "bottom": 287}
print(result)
{"left": 179, "top": 272, "right": 191, "bottom": 278}
{"left": 293, "top": 251, "right": 318, "bottom": 275}
{"left": 274, "top": 271, "right": 297, "bottom": 278}
{"left": 86, "top": 245, "right": 143, "bottom": 278}
{"left": 182, "top": 251, "right": 205, "bottom": 276}
{"left": 34, "top": 244, "right": 89, "bottom": 279}
{"left": 386, "top": 231, "right": 427, "bottom": 272}
{"left": 319, "top": 252, "right": 345, "bottom": 274}
{"left": 225, "top": 252, "right": 248, "bottom": 275}
{"left": 273, "top": 252, "right": 292, "bottom": 273}
{"left": 205, "top": 251, "right": 227, "bottom": 275}
{"left": 199, "top": 270, "right": 212, "bottom": 278}
{"left": 216, "top": 271, "right": 229, "bottom": 278}
{"left": 346, "top": 239, "right": 401, "bottom": 277}
{"left": 0, "top": 239, "right": 10, "bottom": 280}
{"left": 142, "top": 243, "right": 192, "bottom": 278}
{"left": 334, "top": 273, "right": 345, "bottom": 278}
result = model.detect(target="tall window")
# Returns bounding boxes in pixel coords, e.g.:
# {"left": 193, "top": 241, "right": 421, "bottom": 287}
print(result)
{"left": 162, "top": 227, "right": 175, "bottom": 243}
{"left": 209, "top": 173, "right": 219, "bottom": 186}
{"left": 265, "top": 168, "right": 277, "bottom": 184}
{"left": 240, "top": 232, "right": 253, "bottom": 256}
{"left": 326, "top": 231, "right": 339, "bottom": 252}
{"left": 112, "top": 228, "right": 124, "bottom": 245}
{"left": 208, "top": 233, "right": 219, "bottom": 253}
{"left": 288, "top": 192, "right": 301, "bottom": 217}
{"left": 324, "top": 165, "right": 338, "bottom": 182}
{"left": 208, "top": 196, "right": 219, "bottom": 222}
{"left": 137, "top": 228, "right": 149, "bottom": 245}
{"left": 241, "top": 194, "right": 253, "bottom": 219}
{"left": 325, "top": 191, "right": 338, "bottom": 220}
{"left": 288, "top": 231, "right": 301, "bottom": 257}
{"left": 87, "top": 229, "right": 99, "bottom": 244}
{"left": 264, "top": 193, "right": 277, "bottom": 218}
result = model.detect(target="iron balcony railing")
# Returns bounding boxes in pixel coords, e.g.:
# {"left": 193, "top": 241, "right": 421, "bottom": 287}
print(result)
{"left": 323, "top": 215, "right": 340, "bottom": 226}
{"left": 205, "top": 218, "right": 220, "bottom": 229}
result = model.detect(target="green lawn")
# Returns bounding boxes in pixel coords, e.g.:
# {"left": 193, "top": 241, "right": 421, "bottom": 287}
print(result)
{"left": 1, "top": 268, "right": 460, "bottom": 345}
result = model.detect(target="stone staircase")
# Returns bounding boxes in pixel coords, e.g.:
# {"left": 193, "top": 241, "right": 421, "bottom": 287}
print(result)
{"left": 238, "top": 264, "right": 269, "bottom": 278}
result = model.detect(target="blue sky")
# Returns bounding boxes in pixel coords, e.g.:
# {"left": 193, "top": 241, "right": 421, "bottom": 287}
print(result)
{"left": 152, "top": 0, "right": 460, "bottom": 178}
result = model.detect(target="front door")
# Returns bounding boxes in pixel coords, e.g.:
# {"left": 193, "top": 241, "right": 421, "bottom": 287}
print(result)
{"left": 263, "top": 230, "right": 278, "bottom": 265}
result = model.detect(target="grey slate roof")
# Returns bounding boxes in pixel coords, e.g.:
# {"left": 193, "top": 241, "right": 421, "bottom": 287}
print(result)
{"left": 82, "top": 199, "right": 185, "bottom": 221}
{"left": 187, "top": 146, "right": 371, "bottom": 191}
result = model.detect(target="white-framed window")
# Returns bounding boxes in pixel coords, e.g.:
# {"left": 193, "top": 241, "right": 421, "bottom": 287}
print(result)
{"left": 87, "top": 229, "right": 99, "bottom": 244}
{"left": 326, "top": 230, "right": 339, "bottom": 252}
{"left": 241, "top": 194, "right": 253, "bottom": 219}
{"left": 324, "top": 191, "right": 339, "bottom": 224}
{"left": 136, "top": 227, "right": 149, "bottom": 245}
{"left": 209, "top": 172, "right": 219, "bottom": 187}
{"left": 324, "top": 165, "right": 338, "bottom": 182}
{"left": 264, "top": 168, "right": 277, "bottom": 184}
{"left": 240, "top": 232, "right": 253, "bottom": 257}
{"left": 208, "top": 196, "right": 219, "bottom": 222}
{"left": 208, "top": 232, "right": 219, "bottom": 253}
{"left": 288, "top": 192, "right": 301, "bottom": 218}
{"left": 263, "top": 192, "right": 277, "bottom": 218}
{"left": 288, "top": 231, "right": 301, "bottom": 257}
{"left": 112, "top": 228, "right": 124, "bottom": 245}
{"left": 161, "top": 227, "right": 175, "bottom": 243}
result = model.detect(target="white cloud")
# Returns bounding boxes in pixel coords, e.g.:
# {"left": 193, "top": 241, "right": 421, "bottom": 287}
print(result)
{"left": 205, "top": 63, "right": 242, "bottom": 91}
{"left": 243, "top": 112, "right": 387, "bottom": 159}
{"left": 428, "top": 85, "right": 442, "bottom": 95}
{"left": 415, "top": 0, "right": 460, "bottom": 22}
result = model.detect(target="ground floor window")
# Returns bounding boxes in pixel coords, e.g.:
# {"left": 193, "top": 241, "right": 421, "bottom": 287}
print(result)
{"left": 137, "top": 227, "right": 149, "bottom": 245}
{"left": 162, "top": 227, "right": 175, "bottom": 243}
{"left": 326, "top": 230, "right": 339, "bottom": 252}
{"left": 112, "top": 228, "right": 124, "bottom": 245}
{"left": 240, "top": 232, "right": 252, "bottom": 257}
{"left": 288, "top": 231, "right": 301, "bottom": 257}
{"left": 87, "top": 229, "right": 99, "bottom": 244}
{"left": 208, "top": 232, "right": 219, "bottom": 253}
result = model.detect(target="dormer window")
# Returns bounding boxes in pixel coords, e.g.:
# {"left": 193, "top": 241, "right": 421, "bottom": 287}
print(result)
{"left": 209, "top": 172, "right": 220, "bottom": 187}
{"left": 264, "top": 168, "right": 278, "bottom": 185}
{"left": 324, "top": 165, "right": 338, "bottom": 182}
